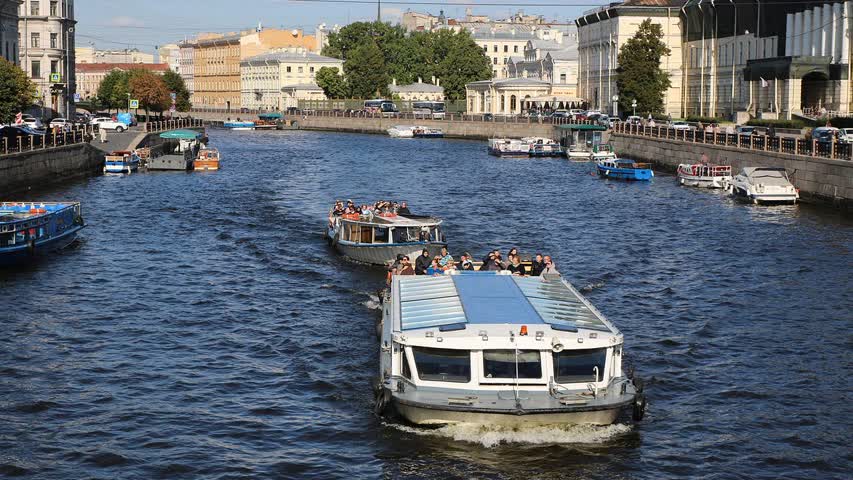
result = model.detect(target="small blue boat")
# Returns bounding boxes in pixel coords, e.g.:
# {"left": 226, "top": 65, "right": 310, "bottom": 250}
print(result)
{"left": 0, "top": 202, "right": 85, "bottom": 266}
{"left": 597, "top": 158, "right": 654, "bottom": 181}
{"left": 104, "top": 150, "right": 140, "bottom": 174}
{"left": 223, "top": 121, "right": 255, "bottom": 130}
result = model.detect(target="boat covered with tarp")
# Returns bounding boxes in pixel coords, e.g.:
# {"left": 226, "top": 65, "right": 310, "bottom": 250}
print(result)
{"left": 374, "top": 270, "right": 646, "bottom": 426}
{"left": 149, "top": 129, "right": 203, "bottom": 171}
{"left": 0, "top": 202, "right": 85, "bottom": 266}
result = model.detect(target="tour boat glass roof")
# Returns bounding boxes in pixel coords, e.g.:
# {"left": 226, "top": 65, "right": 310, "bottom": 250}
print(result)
{"left": 397, "top": 273, "right": 610, "bottom": 332}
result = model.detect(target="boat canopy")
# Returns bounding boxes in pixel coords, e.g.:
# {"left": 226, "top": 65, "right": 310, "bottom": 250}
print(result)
{"left": 556, "top": 124, "right": 607, "bottom": 131}
{"left": 258, "top": 112, "right": 282, "bottom": 119}
{"left": 159, "top": 129, "right": 202, "bottom": 139}
{"left": 396, "top": 273, "right": 612, "bottom": 333}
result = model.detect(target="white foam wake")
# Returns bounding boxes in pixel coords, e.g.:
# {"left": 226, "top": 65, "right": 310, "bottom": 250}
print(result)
{"left": 362, "top": 293, "right": 381, "bottom": 310}
{"left": 386, "top": 422, "right": 632, "bottom": 448}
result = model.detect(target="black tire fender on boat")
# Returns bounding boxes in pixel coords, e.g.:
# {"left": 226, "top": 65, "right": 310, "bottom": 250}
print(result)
{"left": 374, "top": 387, "right": 391, "bottom": 416}
{"left": 375, "top": 318, "right": 383, "bottom": 341}
{"left": 633, "top": 392, "right": 647, "bottom": 421}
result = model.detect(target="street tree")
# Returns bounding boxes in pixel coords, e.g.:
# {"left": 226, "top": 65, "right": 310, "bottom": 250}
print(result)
{"left": 162, "top": 70, "right": 192, "bottom": 111}
{"left": 315, "top": 67, "right": 350, "bottom": 99}
{"left": 129, "top": 70, "right": 170, "bottom": 119}
{"left": 323, "top": 21, "right": 405, "bottom": 61}
{"left": 0, "top": 59, "right": 36, "bottom": 123}
{"left": 97, "top": 69, "right": 130, "bottom": 112}
{"left": 616, "top": 18, "right": 672, "bottom": 117}
{"left": 433, "top": 30, "right": 492, "bottom": 100}
{"left": 344, "top": 41, "right": 389, "bottom": 99}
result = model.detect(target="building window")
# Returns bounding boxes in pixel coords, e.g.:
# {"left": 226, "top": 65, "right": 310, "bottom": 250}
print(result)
{"left": 50, "top": 0, "right": 57, "bottom": 16}
{"left": 50, "top": 33, "right": 57, "bottom": 48}
{"left": 493, "top": 45, "right": 497, "bottom": 53}
{"left": 500, "top": 95, "right": 505, "bottom": 111}
{"left": 310, "top": 66, "right": 314, "bottom": 73}
{"left": 560, "top": 73, "right": 566, "bottom": 84}
{"left": 298, "top": 66, "right": 303, "bottom": 73}
{"left": 503, "top": 58, "right": 507, "bottom": 64}
{"left": 31, "top": 60, "right": 40, "bottom": 78}
{"left": 493, "top": 57, "right": 497, "bottom": 65}
{"left": 514, "top": 45, "right": 518, "bottom": 53}
{"left": 30, "top": 1, "right": 39, "bottom": 16}
{"left": 30, "top": 33, "right": 39, "bottom": 48}
{"left": 503, "top": 45, "right": 508, "bottom": 53}
{"left": 483, "top": 45, "right": 487, "bottom": 52}
{"left": 286, "top": 66, "right": 291, "bottom": 73}
{"left": 50, "top": 60, "right": 58, "bottom": 74}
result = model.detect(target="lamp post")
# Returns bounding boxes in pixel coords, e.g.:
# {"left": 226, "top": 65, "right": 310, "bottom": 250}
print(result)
{"left": 631, "top": 99, "right": 637, "bottom": 117}
{"left": 612, "top": 94, "right": 619, "bottom": 117}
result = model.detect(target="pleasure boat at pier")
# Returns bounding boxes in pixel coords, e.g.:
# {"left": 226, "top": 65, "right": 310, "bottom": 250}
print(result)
{"left": 326, "top": 207, "right": 447, "bottom": 266}
{"left": 597, "top": 158, "right": 654, "bottom": 181}
{"left": 488, "top": 138, "right": 530, "bottom": 157}
{"left": 194, "top": 148, "right": 221, "bottom": 171}
{"left": 590, "top": 144, "right": 617, "bottom": 162}
{"left": 104, "top": 150, "right": 140, "bottom": 174}
{"left": 0, "top": 202, "right": 85, "bottom": 266}
{"left": 524, "top": 137, "right": 563, "bottom": 157}
{"left": 223, "top": 121, "right": 255, "bottom": 130}
{"left": 677, "top": 164, "right": 732, "bottom": 188}
{"left": 413, "top": 126, "right": 444, "bottom": 138}
{"left": 728, "top": 167, "right": 799, "bottom": 204}
{"left": 387, "top": 125, "right": 416, "bottom": 138}
{"left": 374, "top": 270, "right": 646, "bottom": 426}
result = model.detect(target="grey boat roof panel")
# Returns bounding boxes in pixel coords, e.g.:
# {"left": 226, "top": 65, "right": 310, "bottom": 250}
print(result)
{"left": 396, "top": 273, "right": 612, "bottom": 332}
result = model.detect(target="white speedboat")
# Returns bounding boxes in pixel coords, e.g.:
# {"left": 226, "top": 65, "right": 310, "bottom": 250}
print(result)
{"left": 488, "top": 138, "right": 530, "bottom": 157}
{"left": 677, "top": 164, "right": 732, "bottom": 188}
{"left": 728, "top": 167, "right": 799, "bottom": 204}
{"left": 387, "top": 125, "right": 416, "bottom": 138}
{"left": 413, "top": 127, "right": 443, "bottom": 138}
{"left": 104, "top": 150, "right": 140, "bottom": 174}
{"left": 374, "top": 270, "right": 646, "bottom": 427}
{"left": 326, "top": 209, "right": 446, "bottom": 266}
{"left": 523, "top": 137, "right": 563, "bottom": 157}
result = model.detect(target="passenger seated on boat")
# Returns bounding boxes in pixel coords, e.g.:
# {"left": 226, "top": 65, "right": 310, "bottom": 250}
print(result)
{"left": 415, "top": 249, "right": 431, "bottom": 275}
{"left": 399, "top": 256, "right": 415, "bottom": 275}
{"left": 480, "top": 252, "right": 502, "bottom": 271}
{"left": 438, "top": 247, "right": 453, "bottom": 267}
{"left": 531, "top": 254, "right": 545, "bottom": 276}
{"left": 507, "top": 257, "right": 525, "bottom": 275}
{"left": 418, "top": 227, "right": 431, "bottom": 241}
{"left": 386, "top": 266, "right": 398, "bottom": 286}
{"left": 427, "top": 257, "right": 443, "bottom": 276}
{"left": 507, "top": 247, "right": 520, "bottom": 265}
{"left": 397, "top": 202, "right": 411, "bottom": 215}
{"left": 542, "top": 256, "right": 559, "bottom": 274}
{"left": 459, "top": 253, "right": 475, "bottom": 271}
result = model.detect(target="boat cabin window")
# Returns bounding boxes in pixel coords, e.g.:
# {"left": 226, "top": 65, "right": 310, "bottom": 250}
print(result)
{"left": 373, "top": 227, "right": 389, "bottom": 244}
{"left": 483, "top": 350, "right": 542, "bottom": 379}
{"left": 401, "top": 351, "right": 412, "bottom": 380}
{"left": 553, "top": 348, "right": 606, "bottom": 383}
{"left": 0, "top": 232, "right": 12, "bottom": 246}
{"left": 412, "top": 347, "right": 470, "bottom": 383}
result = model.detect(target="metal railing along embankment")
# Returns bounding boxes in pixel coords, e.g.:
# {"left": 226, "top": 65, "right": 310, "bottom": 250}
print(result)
{"left": 1, "top": 126, "right": 95, "bottom": 157}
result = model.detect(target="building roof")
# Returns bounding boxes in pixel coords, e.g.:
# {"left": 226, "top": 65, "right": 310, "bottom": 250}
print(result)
{"left": 494, "top": 77, "right": 550, "bottom": 86}
{"left": 548, "top": 48, "right": 579, "bottom": 61}
{"left": 389, "top": 82, "right": 444, "bottom": 93}
{"left": 196, "top": 33, "right": 242, "bottom": 46}
{"left": 75, "top": 63, "right": 170, "bottom": 73}
{"left": 242, "top": 50, "right": 341, "bottom": 65}
{"left": 281, "top": 83, "right": 323, "bottom": 91}
{"left": 622, "top": 0, "right": 685, "bottom": 6}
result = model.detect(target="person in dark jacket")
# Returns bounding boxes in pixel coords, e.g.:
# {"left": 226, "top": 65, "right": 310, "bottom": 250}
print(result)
{"left": 397, "top": 201, "right": 411, "bottom": 215}
{"left": 415, "top": 249, "right": 431, "bottom": 275}
{"left": 531, "top": 253, "right": 545, "bottom": 276}
{"left": 460, "top": 253, "right": 475, "bottom": 271}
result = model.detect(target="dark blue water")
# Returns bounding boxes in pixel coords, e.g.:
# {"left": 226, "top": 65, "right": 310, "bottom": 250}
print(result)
{"left": 1, "top": 129, "right": 851, "bottom": 479}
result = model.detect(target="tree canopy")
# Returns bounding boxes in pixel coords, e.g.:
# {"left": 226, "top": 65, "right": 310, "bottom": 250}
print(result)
{"left": 0, "top": 59, "right": 36, "bottom": 123}
{"left": 162, "top": 70, "right": 192, "bottom": 111}
{"left": 97, "top": 69, "right": 172, "bottom": 115}
{"left": 315, "top": 67, "right": 350, "bottom": 99}
{"left": 616, "top": 18, "right": 672, "bottom": 116}
{"left": 322, "top": 22, "right": 491, "bottom": 100}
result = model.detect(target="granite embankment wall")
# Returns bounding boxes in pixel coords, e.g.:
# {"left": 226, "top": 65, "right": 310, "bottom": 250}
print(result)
{"left": 609, "top": 133, "right": 853, "bottom": 209}
{"left": 285, "top": 115, "right": 556, "bottom": 139}
{"left": 1, "top": 143, "right": 104, "bottom": 195}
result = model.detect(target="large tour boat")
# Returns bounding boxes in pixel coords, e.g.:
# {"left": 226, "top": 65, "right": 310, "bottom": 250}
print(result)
{"left": 597, "top": 158, "right": 654, "bottom": 181}
{"left": 374, "top": 270, "right": 646, "bottom": 426}
{"left": 488, "top": 138, "right": 530, "bottom": 157}
{"left": 0, "top": 202, "right": 85, "bottom": 266}
{"left": 104, "top": 150, "right": 140, "bottom": 174}
{"left": 524, "top": 137, "right": 564, "bottom": 157}
{"left": 326, "top": 208, "right": 446, "bottom": 266}
{"left": 728, "top": 167, "right": 799, "bottom": 204}
{"left": 677, "top": 163, "right": 732, "bottom": 188}
{"left": 223, "top": 121, "right": 255, "bottom": 130}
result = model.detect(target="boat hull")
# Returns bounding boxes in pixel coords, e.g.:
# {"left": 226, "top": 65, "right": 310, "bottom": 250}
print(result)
{"left": 104, "top": 162, "right": 138, "bottom": 174}
{"left": 394, "top": 399, "right": 624, "bottom": 427}
{"left": 194, "top": 160, "right": 220, "bottom": 171}
{"left": 597, "top": 165, "right": 653, "bottom": 181}
{"left": 0, "top": 226, "right": 83, "bottom": 267}
{"left": 678, "top": 174, "right": 731, "bottom": 188}
{"left": 567, "top": 150, "right": 592, "bottom": 162}
{"left": 148, "top": 155, "right": 193, "bottom": 171}
{"left": 488, "top": 148, "right": 529, "bottom": 157}
{"left": 331, "top": 239, "right": 447, "bottom": 266}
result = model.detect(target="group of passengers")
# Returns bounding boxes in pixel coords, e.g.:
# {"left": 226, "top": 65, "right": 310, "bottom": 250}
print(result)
{"left": 386, "top": 247, "right": 558, "bottom": 284}
{"left": 331, "top": 199, "right": 411, "bottom": 218}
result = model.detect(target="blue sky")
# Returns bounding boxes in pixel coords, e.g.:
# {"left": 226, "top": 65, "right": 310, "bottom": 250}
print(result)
{"left": 75, "top": 0, "right": 605, "bottom": 53}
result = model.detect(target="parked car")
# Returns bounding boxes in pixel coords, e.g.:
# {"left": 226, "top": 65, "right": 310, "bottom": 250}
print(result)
{"left": 49, "top": 118, "right": 74, "bottom": 131}
{"left": 74, "top": 112, "right": 91, "bottom": 124}
{"left": 669, "top": 120, "right": 691, "bottom": 130}
{"left": 569, "top": 108, "right": 585, "bottom": 117}
{"left": 20, "top": 115, "right": 44, "bottom": 130}
{"left": 838, "top": 128, "right": 853, "bottom": 143}
{"left": 626, "top": 115, "right": 643, "bottom": 125}
{"left": 607, "top": 116, "right": 621, "bottom": 128}
{"left": 735, "top": 125, "right": 760, "bottom": 136}
{"left": 812, "top": 126, "right": 839, "bottom": 144}
{"left": 90, "top": 117, "right": 128, "bottom": 132}
{"left": 550, "top": 109, "right": 571, "bottom": 119}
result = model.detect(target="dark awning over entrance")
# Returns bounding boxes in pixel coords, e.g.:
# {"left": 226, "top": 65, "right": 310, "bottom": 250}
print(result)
{"left": 743, "top": 56, "right": 848, "bottom": 81}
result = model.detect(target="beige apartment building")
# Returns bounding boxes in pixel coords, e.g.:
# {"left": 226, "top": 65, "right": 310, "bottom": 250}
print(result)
{"left": 178, "top": 40, "right": 195, "bottom": 96}
{"left": 0, "top": 0, "right": 21, "bottom": 64}
{"left": 576, "top": 0, "right": 684, "bottom": 118}
{"left": 193, "top": 28, "right": 318, "bottom": 111}
{"left": 18, "top": 0, "right": 76, "bottom": 117}
{"left": 75, "top": 62, "right": 168, "bottom": 102}
{"left": 75, "top": 47, "right": 154, "bottom": 64}
{"left": 240, "top": 48, "right": 342, "bottom": 110}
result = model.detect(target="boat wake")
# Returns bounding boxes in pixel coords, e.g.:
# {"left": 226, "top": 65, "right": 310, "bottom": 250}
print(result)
{"left": 386, "top": 422, "right": 632, "bottom": 447}
{"left": 361, "top": 293, "right": 382, "bottom": 310}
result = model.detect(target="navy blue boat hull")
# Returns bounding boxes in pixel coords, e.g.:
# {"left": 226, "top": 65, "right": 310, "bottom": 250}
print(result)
{"left": 597, "top": 165, "right": 653, "bottom": 181}
{"left": 0, "top": 225, "right": 84, "bottom": 267}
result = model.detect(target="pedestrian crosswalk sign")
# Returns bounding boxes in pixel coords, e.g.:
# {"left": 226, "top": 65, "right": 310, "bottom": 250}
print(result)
{"left": 50, "top": 73, "right": 61, "bottom": 83}
{"left": 129, "top": 99, "right": 139, "bottom": 109}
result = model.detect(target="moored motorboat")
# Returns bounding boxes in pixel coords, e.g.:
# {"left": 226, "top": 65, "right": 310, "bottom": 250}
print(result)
{"left": 413, "top": 127, "right": 444, "bottom": 138}
{"left": 590, "top": 144, "right": 617, "bottom": 162}
{"left": 374, "top": 270, "right": 646, "bottom": 426}
{"left": 194, "top": 148, "right": 221, "bottom": 171}
{"left": 326, "top": 204, "right": 447, "bottom": 266}
{"left": 224, "top": 121, "right": 255, "bottom": 130}
{"left": 523, "top": 137, "right": 563, "bottom": 157}
{"left": 149, "top": 130, "right": 202, "bottom": 171}
{"left": 677, "top": 163, "right": 732, "bottom": 188}
{"left": 597, "top": 158, "right": 654, "bottom": 181}
{"left": 104, "top": 150, "right": 140, "bottom": 174}
{"left": 728, "top": 167, "right": 798, "bottom": 204}
{"left": 387, "top": 125, "right": 416, "bottom": 138}
{"left": 0, "top": 202, "right": 85, "bottom": 266}
{"left": 488, "top": 138, "right": 530, "bottom": 157}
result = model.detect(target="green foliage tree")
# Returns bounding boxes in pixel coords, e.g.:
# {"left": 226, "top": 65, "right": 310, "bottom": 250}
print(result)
{"left": 345, "top": 41, "right": 389, "bottom": 99}
{"left": 162, "top": 70, "right": 192, "bottom": 111}
{"left": 616, "top": 18, "right": 672, "bottom": 116}
{"left": 433, "top": 30, "right": 492, "bottom": 100}
{"left": 0, "top": 59, "right": 36, "bottom": 123}
{"left": 128, "top": 69, "right": 170, "bottom": 118}
{"left": 315, "top": 67, "right": 350, "bottom": 99}
{"left": 97, "top": 69, "right": 129, "bottom": 112}
{"left": 323, "top": 21, "right": 406, "bottom": 61}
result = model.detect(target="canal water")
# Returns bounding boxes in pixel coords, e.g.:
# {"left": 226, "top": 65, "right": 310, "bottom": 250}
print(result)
{"left": 1, "top": 129, "right": 851, "bottom": 479}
